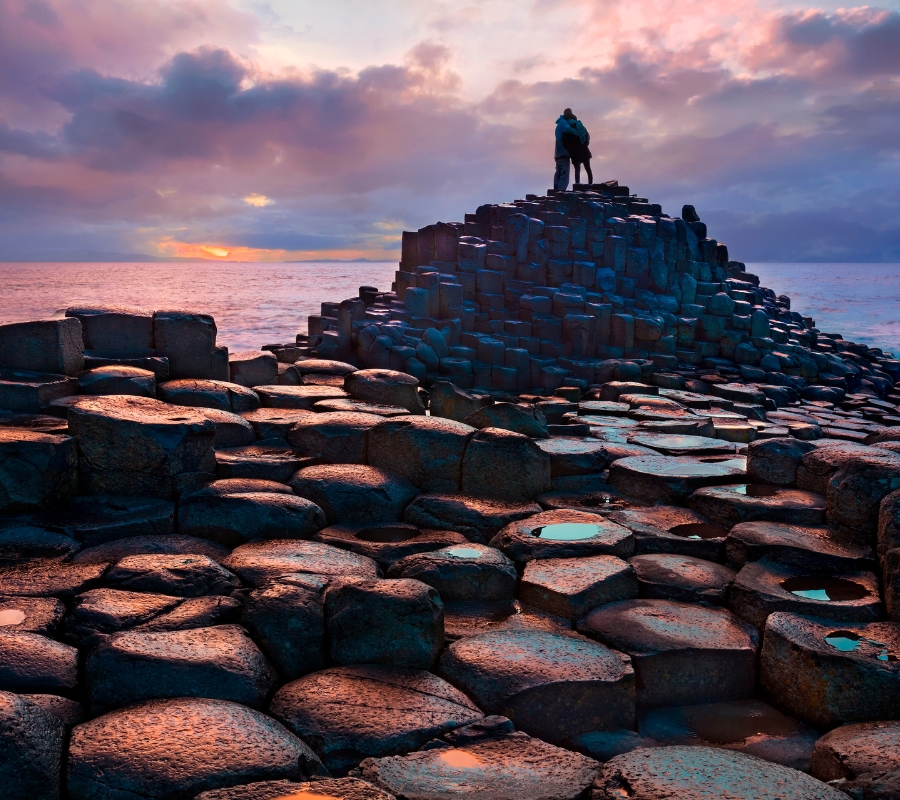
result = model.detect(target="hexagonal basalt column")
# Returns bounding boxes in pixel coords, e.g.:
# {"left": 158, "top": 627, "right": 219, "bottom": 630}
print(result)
{"left": 608, "top": 455, "right": 746, "bottom": 505}
{"left": 760, "top": 613, "right": 900, "bottom": 728}
{"left": 439, "top": 629, "right": 634, "bottom": 745}
{"left": 689, "top": 483, "right": 827, "bottom": 528}
{"left": 490, "top": 510, "right": 634, "bottom": 564}
{"left": 578, "top": 599, "right": 758, "bottom": 708}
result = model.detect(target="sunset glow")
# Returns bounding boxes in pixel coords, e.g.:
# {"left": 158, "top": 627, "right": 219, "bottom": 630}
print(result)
{"left": 0, "top": 0, "right": 897, "bottom": 261}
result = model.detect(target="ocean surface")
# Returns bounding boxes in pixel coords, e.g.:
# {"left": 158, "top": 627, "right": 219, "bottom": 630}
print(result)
{"left": 0, "top": 260, "right": 898, "bottom": 355}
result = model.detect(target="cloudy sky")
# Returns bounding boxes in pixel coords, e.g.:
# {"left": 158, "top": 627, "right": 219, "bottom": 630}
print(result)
{"left": 1, "top": 0, "right": 899, "bottom": 262}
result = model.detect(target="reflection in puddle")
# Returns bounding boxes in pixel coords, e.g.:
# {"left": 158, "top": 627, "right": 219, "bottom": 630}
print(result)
{"left": 685, "top": 703, "right": 797, "bottom": 743}
{"left": 732, "top": 485, "right": 783, "bottom": 498}
{"left": 0, "top": 609, "right": 25, "bottom": 626}
{"left": 355, "top": 525, "right": 421, "bottom": 543}
{"left": 438, "top": 749, "right": 483, "bottom": 769}
{"left": 782, "top": 577, "right": 869, "bottom": 602}
{"left": 534, "top": 523, "right": 601, "bottom": 541}
{"left": 444, "top": 547, "right": 483, "bottom": 559}
{"left": 825, "top": 631, "right": 861, "bottom": 651}
{"left": 824, "top": 631, "right": 899, "bottom": 660}
{"left": 274, "top": 792, "right": 342, "bottom": 800}
{"left": 669, "top": 523, "right": 729, "bottom": 540}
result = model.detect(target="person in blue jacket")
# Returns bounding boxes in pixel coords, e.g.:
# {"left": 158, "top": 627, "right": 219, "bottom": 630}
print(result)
{"left": 554, "top": 108, "right": 577, "bottom": 191}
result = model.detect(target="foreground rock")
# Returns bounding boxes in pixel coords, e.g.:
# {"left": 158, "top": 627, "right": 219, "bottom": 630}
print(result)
{"left": 637, "top": 698, "right": 818, "bottom": 771}
{"left": 811, "top": 721, "right": 900, "bottom": 799}
{"left": 223, "top": 540, "right": 379, "bottom": 586}
{"left": 269, "top": 665, "right": 483, "bottom": 772}
{"left": 290, "top": 465, "right": 419, "bottom": 525}
{"left": 0, "top": 689, "right": 65, "bottom": 800}
{"left": 325, "top": 578, "right": 443, "bottom": 668}
{"left": 66, "top": 698, "right": 325, "bottom": 799}
{"left": 86, "top": 625, "right": 277, "bottom": 710}
{"left": 0, "top": 429, "right": 78, "bottom": 512}
{"left": 439, "top": 629, "right": 634, "bottom": 744}
{"left": 760, "top": 613, "right": 900, "bottom": 727}
{"left": 490, "top": 509, "right": 634, "bottom": 563}
{"left": 594, "top": 746, "right": 843, "bottom": 799}
{"left": 578, "top": 599, "right": 758, "bottom": 708}
{"left": 68, "top": 396, "right": 215, "bottom": 498}
{"left": 359, "top": 731, "right": 600, "bottom": 800}
{"left": 179, "top": 488, "right": 326, "bottom": 546}
{"left": 195, "top": 777, "right": 394, "bottom": 800}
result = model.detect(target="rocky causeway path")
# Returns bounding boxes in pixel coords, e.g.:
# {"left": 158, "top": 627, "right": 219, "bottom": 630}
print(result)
{"left": 3, "top": 184, "right": 900, "bottom": 798}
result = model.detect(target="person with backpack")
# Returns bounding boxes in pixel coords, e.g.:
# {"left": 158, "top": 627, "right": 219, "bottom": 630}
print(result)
{"left": 569, "top": 115, "right": 593, "bottom": 185}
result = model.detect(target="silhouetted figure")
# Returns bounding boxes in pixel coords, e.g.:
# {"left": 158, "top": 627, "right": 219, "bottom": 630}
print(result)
{"left": 553, "top": 108, "right": 576, "bottom": 191}
{"left": 569, "top": 116, "right": 593, "bottom": 185}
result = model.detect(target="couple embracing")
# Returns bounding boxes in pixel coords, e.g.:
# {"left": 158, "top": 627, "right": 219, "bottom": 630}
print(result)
{"left": 554, "top": 108, "right": 592, "bottom": 191}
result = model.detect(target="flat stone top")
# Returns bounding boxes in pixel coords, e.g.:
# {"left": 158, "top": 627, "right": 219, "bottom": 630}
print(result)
{"left": 289, "top": 411, "right": 385, "bottom": 430}
{"left": 372, "top": 415, "right": 475, "bottom": 436}
{"left": 68, "top": 697, "right": 312, "bottom": 788}
{"left": 611, "top": 455, "right": 746, "bottom": 480}
{"left": 579, "top": 401, "right": 629, "bottom": 416}
{"left": 596, "top": 745, "right": 844, "bottom": 799}
{"left": 534, "top": 438, "right": 607, "bottom": 455}
{"left": 224, "top": 539, "right": 380, "bottom": 586}
{"left": 348, "top": 368, "right": 420, "bottom": 384}
{"left": 766, "top": 612, "right": 900, "bottom": 662}
{"left": 629, "top": 554, "right": 736, "bottom": 586}
{"left": 66, "top": 304, "right": 152, "bottom": 317}
{"left": 610, "top": 506, "right": 714, "bottom": 532}
{"left": 256, "top": 385, "right": 348, "bottom": 398}
{"left": 360, "top": 732, "right": 600, "bottom": 800}
{"left": 292, "top": 464, "right": 414, "bottom": 489}
{"left": 196, "top": 778, "right": 393, "bottom": 800}
{"left": 523, "top": 555, "right": 632, "bottom": 591}
{"left": 692, "top": 484, "right": 827, "bottom": 508}
{"left": 814, "top": 721, "right": 900, "bottom": 777}
{"left": 728, "top": 522, "right": 873, "bottom": 561}
{"left": 627, "top": 433, "right": 735, "bottom": 454}
{"left": 579, "top": 599, "right": 757, "bottom": 655}
{"left": 294, "top": 359, "right": 358, "bottom": 375}
{"left": 67, "top": 395, "right": 213, "bottom": 427}
{"left": 0, "top": 428, "right": 72, "bottom": 445}
{"left": 443, "top": 629, "right": 631, "bottom": 690}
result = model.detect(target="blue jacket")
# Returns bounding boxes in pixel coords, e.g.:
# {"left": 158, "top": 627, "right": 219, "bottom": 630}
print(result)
{"left": 555, "top": 115, "right": 574, "bottom": 159}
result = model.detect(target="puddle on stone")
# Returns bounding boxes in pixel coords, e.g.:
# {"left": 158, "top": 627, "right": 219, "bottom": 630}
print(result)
{"left": 656, "top": 462, "right": 736, "bottom": 476}
{"left": 684, "top": 704, "right": 797, "bottom": 744}
{"left": 444, "top": 547, "right": 483, "bottom": 559}
{"left": 669, "top": 523, "right": 729, "bottom": 540}
{"left": 0, "top": 608, "right": 25, "bottom": 626}
{"left": 534, "top": 523, "right": 601, "bottom": 541}
{"left": 824, "top": 631, "right": 861, "bottom": 651}
{"left": 781, "top": 576, "right": 869, "bottom": 602}
{"left": 273, "top": 793, "right": 342, "bottom": 800}
{"left": 439, "top": 749, "right": 483, "bottom": 769}
{"left": 733, "top": 485, "right": 783, "bottom": 498}
{"left": 355, "top": 525, "right": 421, "bottom": 543}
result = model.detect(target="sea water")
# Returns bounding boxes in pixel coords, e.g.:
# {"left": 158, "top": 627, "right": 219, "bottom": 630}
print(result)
{"left": 1, "top": 261, "right": 898, "bottom": 354}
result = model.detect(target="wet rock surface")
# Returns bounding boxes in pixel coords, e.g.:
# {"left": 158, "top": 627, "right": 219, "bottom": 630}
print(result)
{"left": 359, "top": 730, "right": 600, "bottom": 800}
{"left": 388, "top": 544, "right": 517, "bottom": 601}
{"left": 729, "top": 559, "right": 881, "bottom": 628}
{"left": 439, "top": 629, "right": 634, "bottom": 744}
{"left": 578, "top": 599, "right": 758, "bottom": 708}
{"left": 67, "top": 697, "right": 325, "bottom": 799}
{"left": 760, "top": 613, "right": 900, "bottom": 728}
{"left": 629, "top": 554, "right": 736, "bottom": 604}
{"left": 490, "top": 509, "right": 634, "bottom": 563}
{"left": 594, "top": 745, "right": 844, "bottom": 799}
{"left": 638, "top": 698, "right": 819, "bottom": 772}
{"left": 269, "top": 665, "right": 482, "bottom": 773}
